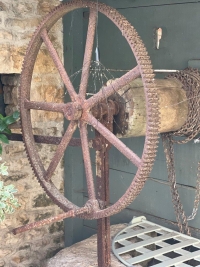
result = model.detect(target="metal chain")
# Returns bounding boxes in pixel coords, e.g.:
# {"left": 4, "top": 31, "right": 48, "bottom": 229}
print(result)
{"left": 171, "top": 69, "right": 200, "bottom": 142}
{"left": 187, "top": 161, "right": 200, "bottom": 221}
{"left": 161, "top": 133, "right": 191, "bottom": 235}
{"left": 161, "top": 68, "right": 200, "bottom": 235}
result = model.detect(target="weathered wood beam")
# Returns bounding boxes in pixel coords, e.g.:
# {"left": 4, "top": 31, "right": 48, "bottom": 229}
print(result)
{"left": 113, "top": 78, "right": 188, "bottom": 137}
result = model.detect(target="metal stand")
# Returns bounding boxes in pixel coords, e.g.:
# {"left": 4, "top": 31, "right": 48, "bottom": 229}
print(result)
{"left": 96, "top": 148, "right": 111, "bottom": 267}
{"left": 95, "top": 105, "right": 114, "bottom": 267}
{"left": 12, "top": 100, "right": 117, "bottom": 267}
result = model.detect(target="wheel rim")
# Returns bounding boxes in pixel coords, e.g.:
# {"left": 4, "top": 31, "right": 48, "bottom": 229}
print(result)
{"left": 20, "top": 0, "right": 159, "bottom": 219}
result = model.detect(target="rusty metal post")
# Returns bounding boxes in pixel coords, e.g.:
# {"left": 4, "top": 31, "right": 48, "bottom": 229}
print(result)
{"left": 95, "top": 100, "right": 116, "bottom": 267}
{"left": 96, "top": 147, "right": 111, "bottom": 267}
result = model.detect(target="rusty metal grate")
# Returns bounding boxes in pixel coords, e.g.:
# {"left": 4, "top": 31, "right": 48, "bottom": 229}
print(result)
{"left": 112, "top": 217, "right": 200, "bottom": 267}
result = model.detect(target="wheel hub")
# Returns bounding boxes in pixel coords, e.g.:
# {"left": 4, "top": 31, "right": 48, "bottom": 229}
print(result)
{"left": 64, "top": 102, "right": 82, "bottom": 121}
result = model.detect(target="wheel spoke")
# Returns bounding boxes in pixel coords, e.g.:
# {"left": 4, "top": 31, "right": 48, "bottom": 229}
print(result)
{"left": 41, "top": 28, "right": 77, "bottom": 101}
{"left": 24, "top": 99, "right": 66, "bottom": 113}
{"left": 86, "top": 113, "right": 141, "bottom": 168}
{"left": 80, "top": 122, "right": 96, "bottom": 200}
{"left": 79, "top": 8, "right": 97, "bottom": 98}
{"left": 45, "top": 121, "right": 77, "bottom": 181}
{"left": 84, "top": 65, "right": 140, "bottom": 109}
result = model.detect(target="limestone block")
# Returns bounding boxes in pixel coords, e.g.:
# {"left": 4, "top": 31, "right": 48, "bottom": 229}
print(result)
{"left": 0, "top": 13, "right": 6, "bottom": 30}
{"left": 15, "top": 30, "right": 35, "bottom": 42}
{"left": 4, "top": 173, "right": 27, "bottom": 183}
{"left": 32, "top": 73, "right": 63, "bottom": 90}
{"left": 31, "top": 84, "right": 63, "bottom": 102}
{"left": 16, "top": 212, "right": 30, "bottom": 226}
{"left": 0, "top": 2, "right": 7, "bottom": 11}
{"left": 0, "top": 249, "right": 12, "bottom": 258}
{"left": 35, "top": 212, "right": 53, "bottom": 222}
{"left": 0, "top": 44, "right": 26, "bottom": 74}
{"left": 43, "top": 224, "right": 141, "bottom": 267}
{"left": 33, "top": 193, "right": 54, "bottom": 208}
{"left": 5, "top": 104, "right": 18, "bottom": 116}
{"left": 1, "top": 74, "right": 19, "bottom": 86}
{"left": 11, "top": 2, "right": 35, "bottom": 17}
{"left": 34, "top": 49, "right": 59, "bottom": 74}
{"left": 37, "top": 0, "right": 59, "bottom": 15}
{"left": 11, "top": 256, "right": 23, "bottom": 264}
{"left": 11, "top": 46, "right": 26, "bottom": 72}
{"left": 0, "top": 259, "right": 5, "bottom": 267}
{"left": 49, "top": 222, "right": 64, "bottom": 234}
{"left": 4, "top": 232, "right": 19, "bottom": 246}
{"left": 31, "top": 108, "right": 63, "bottom": 123}
{"left": 3, "top": 86, "right": 13, "bottom": 104}
{"left": 12, "top": 86, "right": 18, "bottom": 105}
{"left": 0, "top": 29, "right": 12, "bottom": 40}
{"left": 5, "top": 17, "right": 41, "bottom": 30}
{"left": 4, "top": 142, "right": 25, "bottom": 155}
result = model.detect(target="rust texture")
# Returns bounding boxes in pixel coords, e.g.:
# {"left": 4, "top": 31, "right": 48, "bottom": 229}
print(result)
{"left": 12, "top": 206, "right": 90, "bottom": 235}
{"left": 80, "top": 121, "right": 96, "bottom": 200}
{"left": 79, "top": 8, "right": 97, "bottom": 98}
{"left": 41, "top": 28, "right": 77, "bottom": 101}
{"left": 7, "top": 133, "right": 100, "bottom": 148}
{"left": 95, "top": 100, "right": 116, "bottom": 267}
{"left": 14, "top": 2, "right": 161, "bottom": 267}
{"left": 19, "top": 0, "right": 159, "bottom": 221}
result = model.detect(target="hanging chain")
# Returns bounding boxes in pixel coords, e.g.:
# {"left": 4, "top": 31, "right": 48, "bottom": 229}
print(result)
{"left": 187, "top": 162, "right": 200, "bottom": 221}
{"left": 161, "top": 68, "right": 200, "bottom": 235}
{"left": 162, "top": 133, "right": 191, "bottom": 235}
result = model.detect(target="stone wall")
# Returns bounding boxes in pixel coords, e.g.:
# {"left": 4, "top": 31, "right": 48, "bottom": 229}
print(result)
{"left": 1, "top": 74, "right": 19, "bottom": 116}
{"left": 0, "top": 1, "right": 65, "bottom": 266}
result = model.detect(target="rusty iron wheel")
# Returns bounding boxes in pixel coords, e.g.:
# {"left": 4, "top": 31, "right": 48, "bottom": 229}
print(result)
{"left": 20, "top": 0, "right": 160, "bottom": 219}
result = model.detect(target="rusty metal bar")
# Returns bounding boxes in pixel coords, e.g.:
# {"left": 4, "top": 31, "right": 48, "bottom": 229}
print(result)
{"left": 87, "top": 113, "right": 141, "bottom": 167}
{"left": 7, "top": 133, "right": 96, "bottom": 147}
{"left": 95, "top": 108, "right": 115, "bottom": 267}
{"left": 96, "top": 149, "right": 111, "bottom": 267}
{"left": 24, "top": 99, "right": 66, "bottom": 113}
{"left": 79, "top": 8, "right": 97, "bottom": 98}
{"left": 84, "top": 65, "right": 140, "bottom": 109}
{"left": 41, "top": 28, "right": 77, "bottom": 102}
{"left": 80, "top": 121, "right": 96, "bottom": 200}
{"left": 12, "top": 206, "right": 90, "bottom": 235}
{"left": 45, "top": 121, "right": 78, "bottom": 181}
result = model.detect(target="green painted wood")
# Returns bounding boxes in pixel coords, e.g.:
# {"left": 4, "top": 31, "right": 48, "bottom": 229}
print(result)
{"left": 108, "top": 137, "right": 200, "bottom": 187}
{"left": 96, "top": 2, "right": 200, "bottom": 71}
{"left": 82, "top": 136, "right": 199, "bottom": 193}
{"left": 83, "top": 173, "right": 200, "bottom": 231}
{"left": 188, "top": 59, "right": 200, "bottom": 69}
{"left": 82, "top": 225, "right": 97, "bottom": 240}
{"left": 109, "top": 172, "right": 199, "bottom": 229}
{"left": 99, "top": 0, "right": 200, "bottom": 9}
{"left": 83, "top": 194, "right": 200, "bottom": 239}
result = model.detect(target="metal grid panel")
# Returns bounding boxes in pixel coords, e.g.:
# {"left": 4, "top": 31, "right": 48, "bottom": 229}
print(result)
{"left": 112, "top": 217, "right": 200, "bottom": 266}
